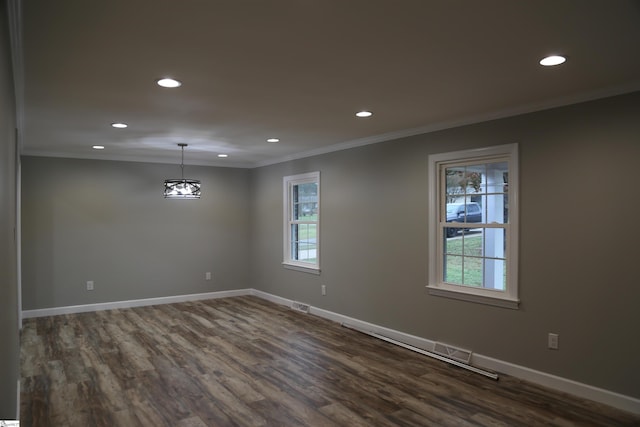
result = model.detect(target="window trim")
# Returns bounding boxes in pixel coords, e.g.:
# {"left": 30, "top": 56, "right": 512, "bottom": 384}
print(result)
{"left": 427, "top": 144, "right": 519, "bottom": 309}
{"left": 283, "top": 171, "right": 320, "bottom": 273}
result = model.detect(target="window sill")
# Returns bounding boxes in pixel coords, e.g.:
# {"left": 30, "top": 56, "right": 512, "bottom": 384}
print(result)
{"left": 426, "top": 285, "right": 519, "bottom": 309}
{"left": 283, "top": 262, "right": 321, "bottom": 275}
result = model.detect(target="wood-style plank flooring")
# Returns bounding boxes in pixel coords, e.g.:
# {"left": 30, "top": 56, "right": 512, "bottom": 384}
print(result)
{"left": 20, "top": 296, "right": 640, "bottom": 426}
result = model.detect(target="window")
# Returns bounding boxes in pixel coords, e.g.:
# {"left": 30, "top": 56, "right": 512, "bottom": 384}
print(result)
{"left": 283, "top": 172, "right": 320, "bottom": 273}
{"left": 427, "top": 144, "right": 518, "bottom": 309}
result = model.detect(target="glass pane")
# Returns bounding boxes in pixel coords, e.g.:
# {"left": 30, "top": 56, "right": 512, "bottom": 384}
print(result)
{"left": 503, "top": 193, "right": 509, "bottom": 223}
{"left": 299, "top": 202, "right": 317, "bottom": 220}
{"left": 484, "top": 228, "right": 505, "bottom": 260}
{"left": 298, "top": 243, "right": 317, "bottom": 263}
{"left": 463, "top": 197, "right": 482, "bottom": 224}
{"left": 298, "top": 182, "right": 318, "bottom": 197}
{"left": 291, "top": 224, "right": 299, "bottom": 259}
{"left": 444, "top": 232, "right": 462, "bottom": 255}
{"left": 444, "top": 225, "right": 459, "bottom": 239}
{"left": 446, "top": 202, "right": 465, "bottom": 224}
{"left": 291, "top": 224, "right": 317, "bottom": 263}
{"left": 293, "top": 203, "right": 300, "bottom": 220}
{"left": 465, "top": 164, "right": 486, "bottom": 193}
{"left": 485, "top": 194, "right": 506, "bottom": 223}
{"left": 292, "top": 182, "right": 318, "bottom": 220}
{"left": 445, "top": 166, "right": 467, "bottom": 203}
{"left": 444, "top": 255, "right": 463, "bottom": 284}
{"left": 462, "top": 230, "right": 483, "bottom": 257}
{"left": 463, "top": 257, "right": 483, "bottom": 287}
{"left": 485, "top": 161, "right": 508, "bottom": 193}
{"left": 483, "top": 258, "right": 506, "bottom": 291}
{"left": 302, "top": 224, "right": 317, "bottom": 242}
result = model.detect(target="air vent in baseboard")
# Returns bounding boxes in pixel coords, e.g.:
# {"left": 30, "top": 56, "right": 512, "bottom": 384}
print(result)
{"left": 341, "top": 323, "right": 497, "bottom": 379}
{"left": 433, "top": 341, "right": 472, "bottom": 364}
{"left": 291, "top": 301, "right": 310, "bottom": 313}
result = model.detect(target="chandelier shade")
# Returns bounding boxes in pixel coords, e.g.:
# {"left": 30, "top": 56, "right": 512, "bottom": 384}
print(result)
{"left": 164, "top": 179, "right": 201, "bottom": 199}
{"left": 164, "top": 143, "right": 201, "bottom": 199}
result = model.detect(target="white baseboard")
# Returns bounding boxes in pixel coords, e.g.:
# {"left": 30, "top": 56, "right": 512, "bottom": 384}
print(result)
{"left": 253, "top": 290, "right": 439, "bottom": 351}
{"left": 249, "top": 289, "right": 640, "bottom": 415}
{"left": 21, "top": 289, "right": 252, "bottom": 319}
{"left": 22, "top": 288, "right": 640, "bottom": 415}
{"left": 473, "top": 354, "right": 640, "bottom": 415}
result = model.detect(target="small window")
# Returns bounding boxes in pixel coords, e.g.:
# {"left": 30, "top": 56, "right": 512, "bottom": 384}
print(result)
{"left": 427, "top": 144, "right": 519, "bottom": 309}
{"left": 283, "top": 172, "right": 320, "bottom": 273}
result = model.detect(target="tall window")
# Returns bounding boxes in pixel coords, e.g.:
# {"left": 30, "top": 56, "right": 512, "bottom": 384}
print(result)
{"left": 283, "top": 172, "right": 320, "bottom": 272}
{"left": 427, "top": 144, "right": 518, "bottom": 309}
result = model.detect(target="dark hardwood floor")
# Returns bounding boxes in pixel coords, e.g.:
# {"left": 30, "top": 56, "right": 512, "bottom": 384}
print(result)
{"left": 20, "top": 296, "right": 640, "bottom": 426}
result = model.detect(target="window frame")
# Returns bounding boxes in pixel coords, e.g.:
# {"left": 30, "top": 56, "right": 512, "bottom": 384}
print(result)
{"left": 283, "top": 171, "right": 320, "bottom": 274}
{"left": 427, "top": 144, "right": 519, "bottom": 309}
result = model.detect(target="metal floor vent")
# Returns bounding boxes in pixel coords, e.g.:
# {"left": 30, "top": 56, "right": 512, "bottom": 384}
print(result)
{"left": 433, "top": 342, "right": 472, "bottom": 364}
{"left": 291, "top": 301, "right": 310, "bottom": 313}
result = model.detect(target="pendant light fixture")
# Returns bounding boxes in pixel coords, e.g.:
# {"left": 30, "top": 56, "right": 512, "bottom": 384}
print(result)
{"left": 164, "top": 143, "right": 201, "bottom": 199}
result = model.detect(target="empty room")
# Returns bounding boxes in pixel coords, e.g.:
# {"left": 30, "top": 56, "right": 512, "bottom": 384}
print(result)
{"left": 1, "top": 1, "right": 640, "bottom": 425}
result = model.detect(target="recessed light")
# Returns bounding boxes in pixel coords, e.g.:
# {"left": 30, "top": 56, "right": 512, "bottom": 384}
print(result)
{"left": 539, "top": 55, "right": 566, "bottom": 66}
{"left": 111, "top": 122, "right": 127, "bottom": 129}
{"left": 93, "top": 145, "right": 105, "bottom": 150}
{"left": 217, "top": 154, "right": 228, "bottom": 158}
{"left": 157, "top": 78, "right": 182, "bottom": 88}
{"left": 356, "top": 111, "right": 373, "bottom": 118}
{"left": 266, "top": 138, "right": 280, "bottom": 143}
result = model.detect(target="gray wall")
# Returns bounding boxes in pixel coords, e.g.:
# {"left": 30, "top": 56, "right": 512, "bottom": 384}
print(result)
{"left": 249, "top": 92, "right": 640, "bottom": 399}
{"left": 0, "top": 1, "right": 19, "bottom": 418}
{"left": 21, "top": 157, "right": 250, "bottom": 309}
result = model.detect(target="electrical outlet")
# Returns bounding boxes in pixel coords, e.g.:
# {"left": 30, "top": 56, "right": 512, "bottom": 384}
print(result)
{"left": 321, "top": 285, "right": 326, "bottom": 296}
{"left": 548, "top": 333, "right": 559, "bottom": 350}
{"left": 86, "top": 281, "right": 94, "bottom": 291}
{"left": 205, "top": 272, "right": 212, "bottom": 280}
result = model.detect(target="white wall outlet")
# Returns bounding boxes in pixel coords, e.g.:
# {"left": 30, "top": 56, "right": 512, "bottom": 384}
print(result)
{"left": 86, "top": 280, "right": 94, "bottom": 291}
{"left": 321, "top": 285, "right": 326, "bottom": 295}
{"left": 205, "top": 272, "right": 212, "bottom": 280}
{"left": 548, "top": 333, "right": 559, "bottom": 350}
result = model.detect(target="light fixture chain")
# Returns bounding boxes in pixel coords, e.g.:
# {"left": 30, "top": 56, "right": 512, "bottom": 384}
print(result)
{"left": 181, "top": 145, "right": 185, "bottom": 179}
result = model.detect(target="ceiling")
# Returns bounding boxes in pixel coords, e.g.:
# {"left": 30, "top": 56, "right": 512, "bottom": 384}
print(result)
{"left": 12, "top": 0, "right": 640, "bottom": 168}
